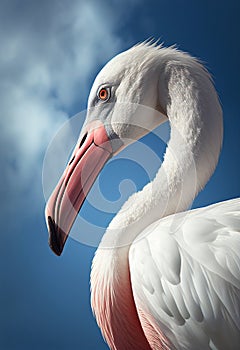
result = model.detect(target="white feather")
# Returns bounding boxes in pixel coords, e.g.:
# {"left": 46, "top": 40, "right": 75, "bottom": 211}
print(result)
{"left": 129, "top": 198, "right": 240, "bottom": 349}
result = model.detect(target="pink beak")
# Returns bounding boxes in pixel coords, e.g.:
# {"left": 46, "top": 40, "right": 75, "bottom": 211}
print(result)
{"left": 45, "top": 121, "right": 113, "bottom": 255}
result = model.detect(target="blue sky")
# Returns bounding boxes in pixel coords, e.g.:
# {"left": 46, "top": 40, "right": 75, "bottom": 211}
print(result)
{"left": 0, "top": 0, "right": 240, "bottom": 349}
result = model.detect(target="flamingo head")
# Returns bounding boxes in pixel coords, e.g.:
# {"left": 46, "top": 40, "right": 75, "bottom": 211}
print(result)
{"left": 45, "top": 43, "right": 167, "bottom": 255}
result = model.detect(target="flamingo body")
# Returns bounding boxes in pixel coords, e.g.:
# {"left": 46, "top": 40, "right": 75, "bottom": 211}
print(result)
{"left": 91, "top": 199, "right": 240, "bottom": 350}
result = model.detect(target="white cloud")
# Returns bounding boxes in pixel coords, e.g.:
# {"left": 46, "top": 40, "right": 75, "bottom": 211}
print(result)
{"left": 0, "top": 0, "right": 130, "bottom": 215}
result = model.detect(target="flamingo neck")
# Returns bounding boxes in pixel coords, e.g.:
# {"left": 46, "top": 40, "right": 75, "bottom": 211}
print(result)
{"left": 100, "top": 57, "right": 223, "bottom": 249}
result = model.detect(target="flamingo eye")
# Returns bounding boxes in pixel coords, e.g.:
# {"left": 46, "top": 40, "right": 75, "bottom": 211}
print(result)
{"left": 97, "top": 87, "right": 110, "bottom": 102}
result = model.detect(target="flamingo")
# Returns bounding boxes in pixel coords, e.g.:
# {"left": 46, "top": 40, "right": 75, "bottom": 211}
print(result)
{"left": 45, "top": 42, "right": 240, "bottom": 350}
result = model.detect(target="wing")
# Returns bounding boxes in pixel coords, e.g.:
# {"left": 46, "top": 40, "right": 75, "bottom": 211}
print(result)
{"left": 129, "top": 198, "right": 240, "bottom": 350}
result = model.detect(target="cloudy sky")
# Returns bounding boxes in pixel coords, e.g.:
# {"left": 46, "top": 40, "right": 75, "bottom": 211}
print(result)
{"left": 0, "top": 0, "right": 239, "bottom": 349}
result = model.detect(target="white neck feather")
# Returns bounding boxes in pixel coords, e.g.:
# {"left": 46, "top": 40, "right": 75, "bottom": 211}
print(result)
{"left": 99, "top": 50, "right": 223, "bottom": 250}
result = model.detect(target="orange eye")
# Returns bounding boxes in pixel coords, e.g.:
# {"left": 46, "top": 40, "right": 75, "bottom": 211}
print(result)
{"left": 98, "top": 87, "right": 110, "bottom": 101}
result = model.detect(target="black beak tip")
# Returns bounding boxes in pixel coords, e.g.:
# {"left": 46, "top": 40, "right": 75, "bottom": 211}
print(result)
{"left": 47, "top": 216, "right": 65, "bottom": 256}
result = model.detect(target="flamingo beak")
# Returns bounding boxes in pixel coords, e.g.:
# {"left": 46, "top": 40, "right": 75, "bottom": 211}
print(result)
{"left": 45, "top": 121, "right": 113, "bottom": 256}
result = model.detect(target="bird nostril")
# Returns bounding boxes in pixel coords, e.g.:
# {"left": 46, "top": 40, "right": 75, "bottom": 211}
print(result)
{"left": 79, "top": 132, "right": 88, "bottom": 148}
{"left": 68, "top": 132, "right": 88, "bottom": 165}
{"left": 68, "top": 155, "right": 75, "bottom": 165}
